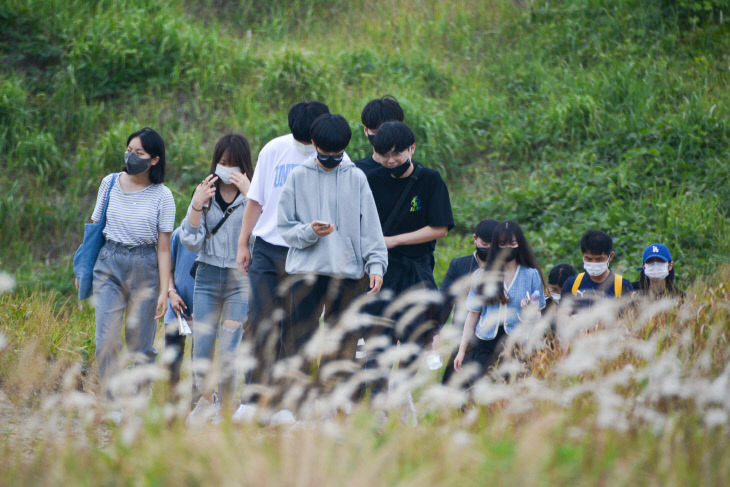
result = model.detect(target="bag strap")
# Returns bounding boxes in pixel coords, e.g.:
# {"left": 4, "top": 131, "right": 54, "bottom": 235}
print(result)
{"left": 572, "top": 272, "right": 585, "bottom": 295}
{"left": 614, "top": 273, "right": 623, "bottom": 297}
{"left": 100, "top": 173, "right": 118, "bottom": 224}
{"left": 206, "top": 205, "right": 235, "bottom": 238}
{"left": 382, "top": 164, "right": 422, "bottom": 236}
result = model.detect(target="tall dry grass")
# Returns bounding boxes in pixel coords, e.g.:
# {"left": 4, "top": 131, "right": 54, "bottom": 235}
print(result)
{"left": 0, "top": 267, "right": 728, "bottom": 485}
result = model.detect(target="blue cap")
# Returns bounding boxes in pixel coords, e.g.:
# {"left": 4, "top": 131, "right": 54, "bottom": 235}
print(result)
{"left": 642, "top": 243, "right": 672, "bottom": 263}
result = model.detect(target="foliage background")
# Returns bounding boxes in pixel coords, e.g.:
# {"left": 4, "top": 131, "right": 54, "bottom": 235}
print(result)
{"left": 1, "top": 1, "right": 729, "bottom": 485}
{"left": 1, "top": 0, "right": 729, "bottom": 296}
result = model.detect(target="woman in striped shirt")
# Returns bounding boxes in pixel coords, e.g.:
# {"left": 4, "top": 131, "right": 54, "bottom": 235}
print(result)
{"left": 91, "top": 127, "right": 176, "bottom": 398}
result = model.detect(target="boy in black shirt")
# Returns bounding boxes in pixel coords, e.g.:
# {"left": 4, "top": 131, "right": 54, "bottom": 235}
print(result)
{"left": 368, "top": 121, "right": 454, "bottom": 343}
{"left": 355, "top": 96, "right": 405, "bottom": 177}
{"left": 438, "top": 218, "right": 499, "bottom": 326}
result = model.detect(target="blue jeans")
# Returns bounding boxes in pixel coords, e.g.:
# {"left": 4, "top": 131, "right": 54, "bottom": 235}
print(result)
{"left": 192, "top": 263, "right": 249, "bottom": 407}
{"left": 93, "top": 241, "right": 159, "bottom": 396}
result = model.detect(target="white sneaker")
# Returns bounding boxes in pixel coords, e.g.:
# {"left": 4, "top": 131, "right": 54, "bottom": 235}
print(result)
{"left": 232, "top": 403, "right": 258, "bottom": 424}
{"left": 187, "top": 394, "right": 221, "bottom": 427}
{"left": 270, "top": 408, "right": 296, "bottom": 426}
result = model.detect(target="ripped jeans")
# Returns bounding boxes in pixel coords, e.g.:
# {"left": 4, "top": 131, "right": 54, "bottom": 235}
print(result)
{"left": 192, "top": 263, "right": 249, "bottom": 408}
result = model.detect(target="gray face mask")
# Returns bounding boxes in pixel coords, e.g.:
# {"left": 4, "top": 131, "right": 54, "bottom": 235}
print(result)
{"left": 124, "top": 152, "right": 151, "bottom": 175}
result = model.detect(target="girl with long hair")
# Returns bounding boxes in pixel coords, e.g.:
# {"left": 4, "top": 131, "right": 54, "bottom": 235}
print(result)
{"left": 453, "top": 220, "right": 546, "bottom": 374}
{"left": 180, "top": 134, "right": 253, "bottom": 419}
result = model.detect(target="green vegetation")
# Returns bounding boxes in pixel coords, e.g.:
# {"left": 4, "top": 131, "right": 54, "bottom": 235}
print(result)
{"left": 1, "top": 1, "right": 729, "bottom": 483}
{"left": 1, "top": 0, "right": 729, "bottom": 292}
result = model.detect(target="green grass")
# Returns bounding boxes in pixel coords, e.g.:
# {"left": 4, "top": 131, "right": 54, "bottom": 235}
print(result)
{"left": 1, "top": 0, "right": 729, "bottom": 292}
{"left": 0, "top": 4, "right": 729, "bottom": 481}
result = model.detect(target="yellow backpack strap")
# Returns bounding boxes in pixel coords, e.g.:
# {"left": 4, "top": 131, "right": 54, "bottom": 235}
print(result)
{"left": 572, "top": 273, "right": 585, "bottom": 296}
{"left": 614, "top": 274, "right": 623, "bottom": 297}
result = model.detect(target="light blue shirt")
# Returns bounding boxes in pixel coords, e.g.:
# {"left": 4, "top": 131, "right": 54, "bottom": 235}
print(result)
{"left": 467, "top": 266, "right": 546, "bottom": 340}
{"left": 164, "top": 228, "right": 199, "bottom": 324}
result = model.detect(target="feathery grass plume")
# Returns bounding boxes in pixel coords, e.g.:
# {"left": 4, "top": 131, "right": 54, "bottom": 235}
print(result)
{"left": 0, "top": 272, "right": 15, "bottom": 294}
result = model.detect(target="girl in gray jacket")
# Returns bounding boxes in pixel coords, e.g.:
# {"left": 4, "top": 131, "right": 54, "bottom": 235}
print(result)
{"left": 181, "top": 134, "right": 253, "bottom": 417}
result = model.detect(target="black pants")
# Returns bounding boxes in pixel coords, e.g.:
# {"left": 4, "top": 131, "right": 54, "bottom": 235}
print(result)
{"left": 380, "top": 252, "right": 440, "bottom": 345}
{"left": 164, "top": 321, "right": 189, "bottom": 391}
{"left": 286, "top": 275, "right": 362, "bottom": 360}
{"left": 467, "top": 327, "right": 508, "bottom": 379}
{"left": 360, "top": 253, "right": 441, "bottom": 397}
{"left": 246, "top": 237, "right": 289, "bottom": 385}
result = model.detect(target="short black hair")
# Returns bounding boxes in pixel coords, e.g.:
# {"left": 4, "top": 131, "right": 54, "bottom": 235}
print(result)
{"left": 310, "top": 114, "right": 351, "bottom": 153}
{"left": 580, "top": 229, "right": 613, "bottom": 255}
{"left": 288, "top": 100, "right": 330, "bottom": 143}
{"left": 209, "top": 133, "right": 253, "bottom": 180}
{"left": 474, "top": 219, "right": 499, "bottom": 243}
{"left": 548, "top": 263, "right": 577, "bottom": 286}
{"left": 372, "top": 121, "right": 415, "bottom": 155}
{"left": 361, "top": 95, "right": 404, "bottom": 131}
{"left": 127, "top": 127, "right": 166, "bottom": 184}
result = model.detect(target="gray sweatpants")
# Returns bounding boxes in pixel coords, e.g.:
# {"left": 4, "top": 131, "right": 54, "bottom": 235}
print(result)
{"left": 93, "top": 241, "right": 159, "bottom": 396}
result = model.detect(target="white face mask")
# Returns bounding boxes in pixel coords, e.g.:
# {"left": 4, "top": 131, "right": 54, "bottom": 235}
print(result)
{"left": 293, "top": 139, "right": 315, "bottom": 156}
{"left": 584, "top": 259, "right": 609, "bottom": 277}
{"left": 214, "top": 164, "right": 241, "bottom": 184}
{"left": 551, "top": 293, "right": 561, "bottom": 302}
{"left": 644, "top": 262, "right": 669, "bottom": 280}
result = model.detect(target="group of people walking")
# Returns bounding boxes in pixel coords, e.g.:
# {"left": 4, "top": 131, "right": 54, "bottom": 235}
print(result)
{"left": 79, "top": 96, "right": 681, "bottom": 421}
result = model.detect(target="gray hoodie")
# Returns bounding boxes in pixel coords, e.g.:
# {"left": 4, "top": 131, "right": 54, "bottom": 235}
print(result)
{"left": 180, "top": 192, "right": 246, "bottom": 269}
{"left": 277, "top": 156, "right": 387, "bottom": 279}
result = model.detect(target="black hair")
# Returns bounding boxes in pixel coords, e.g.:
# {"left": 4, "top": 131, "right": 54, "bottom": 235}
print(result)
{"left": 208, "top": 133, "right": 253, "bottom": 181}
{"left": 548, "top": 263, "right": 578, "bottom": 287}
{"left": 361, "top": 95, "right": 404, "bottom": 131}
{"left": 474, "top": 218, "right": 499, "bottom": 243}
{"left": 372, "top": 121, "right": 415, "bottom": 155}
{"left": 636, "top": 267, "right": 679, "bottom": 296}
{"left": 288, "top": 100, "right": 330, "bottom": 143}
{"left": 482, "top": 220, "right": 546, "bottom": 304}
{"left": 580, "top": 229, "right": 613, "bottom": 256}
{"left": 310, "top": 114, "right": 352, "bottom": 153}
{"left": 126, "top": 127, "right": 166, "bottom": 183}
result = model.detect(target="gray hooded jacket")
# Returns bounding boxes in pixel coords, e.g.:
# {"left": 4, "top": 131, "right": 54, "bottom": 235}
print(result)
{"left": 277, "top": 156, "right": 387, "bottom": 279}
{"left": 180, "top": 192, "right": 247, "bottom": 269}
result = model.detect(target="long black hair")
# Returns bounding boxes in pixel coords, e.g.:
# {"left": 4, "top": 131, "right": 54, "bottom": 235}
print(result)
{"left": 208, "top": 133, "right": 254, "bottom": 181}
{"left": 481, "top": 220, "right": 546, "bottom": 304}
{"left": 126, "top": 127, "right": 166, "bottom": 183}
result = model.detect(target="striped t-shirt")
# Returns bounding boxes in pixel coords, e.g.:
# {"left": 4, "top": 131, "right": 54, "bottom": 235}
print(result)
{"left": 91, "top": 173, "right": 176, "bottom": 246}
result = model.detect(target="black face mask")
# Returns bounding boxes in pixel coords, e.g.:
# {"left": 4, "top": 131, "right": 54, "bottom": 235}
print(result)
{"left": 124, "top": 152, "right": 151, "bottom": 175}
{"left": 387, "top": 159, "right": 411, "bottom": 178}
{"left": 475, "top": 246, "right": 490, "bottom": 262}
{"left": 366, "top": 133, "right": 375, "bottom": 145}
{"left": 500, "top": 247, "right": 519, "bottom": 262}
{"left": 317, "top": 152, "right": 344, "bottom": 169}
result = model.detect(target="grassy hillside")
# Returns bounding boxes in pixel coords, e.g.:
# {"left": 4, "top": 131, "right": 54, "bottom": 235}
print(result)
{"left": 1, "top": 0, "right": 729, "bottom": 295}
{"left": 1, "top": 2, "right": 729, "bottom": 484}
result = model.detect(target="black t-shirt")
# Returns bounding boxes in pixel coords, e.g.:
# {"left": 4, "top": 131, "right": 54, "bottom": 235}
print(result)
{"left": 368, "top": 161, "right": 454, "bottom": 259}
{"left": 215, "top": 186, "right": 239, "bottom": 213}
{"left": 355, "top": 155, "right": 380, "bottom": 178}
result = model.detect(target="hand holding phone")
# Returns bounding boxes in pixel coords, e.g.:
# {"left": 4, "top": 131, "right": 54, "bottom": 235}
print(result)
{"left": 312, "top": 220, "right": 334, "bottom": 237}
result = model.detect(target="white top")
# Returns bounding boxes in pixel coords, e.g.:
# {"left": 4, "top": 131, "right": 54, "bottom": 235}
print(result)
{"left": 92, "top": 173, "right": 176, "bottom": 246}
{"left": 247, "top": 134, "right": 317, "bottom": 247}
